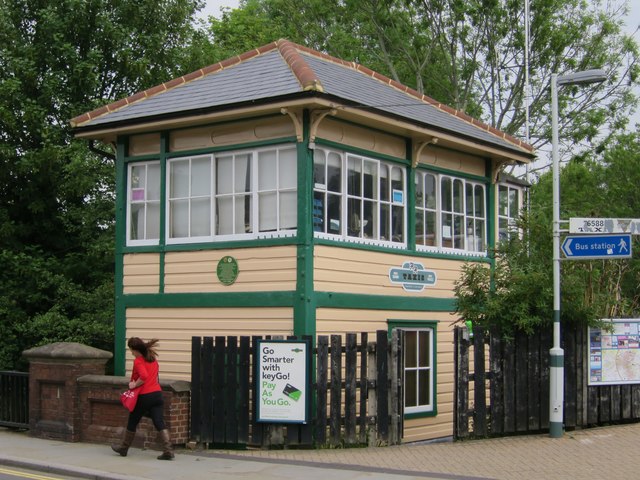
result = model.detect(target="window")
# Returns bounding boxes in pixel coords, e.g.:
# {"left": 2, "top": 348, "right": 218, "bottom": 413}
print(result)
{"left": 415, "top": 170, "right": 486, "bottom": 254}
{"left": 404, "top": 328, "right": 435, "bottom": 415}
{"left": 313, "top": 147, "right": 405, "bottom": 246}
{"left": 168, "top": 155, "right": 213, "bottom": 241}
{"left": 498, "top": 184, "right": 521, "bottom": 242}
{"left": 126, "top": 145, "right": 297, "bottom": 246}
{"left": 127, "top": 161, "right": 160, "bottom": 245}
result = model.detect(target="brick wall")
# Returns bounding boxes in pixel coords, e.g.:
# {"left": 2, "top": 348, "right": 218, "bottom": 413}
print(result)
{"left": 23, "top": 342, "right": 191, "bottom": 450}
{"left": 77, "top": 375, "right": 190, "bottom": 449}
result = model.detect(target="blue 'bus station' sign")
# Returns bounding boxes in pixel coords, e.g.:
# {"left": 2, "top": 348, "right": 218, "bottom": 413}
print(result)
{"left": 561, "top": 234, "right": 632, "bottom": 260}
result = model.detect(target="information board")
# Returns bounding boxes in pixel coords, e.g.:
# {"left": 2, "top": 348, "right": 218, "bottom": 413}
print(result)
{"left": 589, "top": 319, "right": 640, "bottom": 385}
{"left": 256, "top": 339, "right": 310, "bottom": 423}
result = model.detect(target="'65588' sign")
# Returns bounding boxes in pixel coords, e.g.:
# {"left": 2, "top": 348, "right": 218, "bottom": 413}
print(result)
{"left": 256, "top": 339, "right": 310, "bottom": 424}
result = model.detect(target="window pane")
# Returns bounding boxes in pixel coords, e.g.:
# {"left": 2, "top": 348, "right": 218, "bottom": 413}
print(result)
{"left": 217, "top": 197, "right": 233, "bottom": 235}
{"left": 327, "top": 154, "right": 341, "bottom": 193}
{"left": 237, "top": 195, "right": 250, "bottom": 233}
{"left": 405, "top": 331, "right": 417, "bottom": 368}
{"left": 453, "top": 214, "right": 464, "bottom": 249}
{"left": 475, "top": 185, "right": 484, "bottom": 217}
{"left": 425, "top": 211, "right": 436, "bottom": 246}
{"left": 441, "top": 177, "right": 452, "bottom": 211}
{"left": 313, "top": 192, "right": 324, "bottom": 232}
{"left": 405, "top": 370, "right": 417, "bottom": 407}
{"left": 216, "top": 157, "right": 233, "bottom": 194}
{"left": 190, "top": 198, "right": 210, "bottom": 236}
{"left": 378, "top": 163, "right": 388, "bottom": 201}
{"left": 362, "top": 161, "right": 375, "bottom": 199}
{"left": 392, "top": 205, "right": 403, "bottom": 242}
{"left": 465, "top": 183, "right": 474, "bottom": 215}
{"left": 347, "top": 157, "right": 361, "bottom": 196}
{"left": 415, "top": 175, "right": 424, "bottom": 208}
{"left": 191, "top": 157, "right": 211, "bottom": 197}
{"left": 415, "top": 210, "right": 425, "bottom": 245}
{"left": 259, "top": 192, "right": 277, "bottom": 231}
{"left": 131, "top": 165, "right": 145, "bottom": 190}
{"left": 327, "top": 193, "right": 341, "bottom": 234}
{"left": 313, "top": 149, "right": 326, "bottom": 186}
{"left": 453, "top": 179, "right": 463, "bottom": 213}
{"left": 170, "top": 199, "right": 189, "bottom": 237}
{"left": 425, "top": 174, "right": 436, "bottom": 209}
{"left": 171, "top": 160, "right": 189, "bottom": 198}
{"left": 391, "top": 167, "right": 403, "bottom": 200}
{"left": 419, "top": 331, "right": 431, "bottom": 366}
{"left": 147, "top": 164, "right": 160, "bottom": 200}
{"left": 418, "top": 370, "right": 430, "bottom": 406}
{"left": 348, "top": 198, "right": 362, "bottom": 236}
{"left": 381, "top": 203, "right": 390, "bottom": 241}
{"left": 363, "top": 200, "right": 374, "bottom": 237}
{"left": 509, "top": 188, "right": 519, "bottom": 216}
{"left": 279, "top": 148, "right": 297, "bottom": 189}
{"left": 235, "top": 155, "right": 251, "bottom": 193}
{"left": 259, "top": 150, "right": 277, "bottom": 190}
{"left": 130, "top": 203, "right": 144, "bottom": 240}
{"left": 280, "top": 191, "right": 297, "bottom": 229}
{"left": 147, "top": 202, "right": 160, "bottom": 239}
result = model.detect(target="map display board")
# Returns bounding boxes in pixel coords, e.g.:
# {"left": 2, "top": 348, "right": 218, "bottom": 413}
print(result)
{"left": 589, "top": 319, "right": 640, "bottom": 385}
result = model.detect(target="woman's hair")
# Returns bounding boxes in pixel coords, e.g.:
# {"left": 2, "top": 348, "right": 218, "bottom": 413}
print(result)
{"left": 127, "top": 337, "right": 160, "bottom": 362}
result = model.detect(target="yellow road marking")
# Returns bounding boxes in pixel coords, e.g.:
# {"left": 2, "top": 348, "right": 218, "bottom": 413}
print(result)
{"left": 0, "top": 467, "right": 66, "bottom": 480}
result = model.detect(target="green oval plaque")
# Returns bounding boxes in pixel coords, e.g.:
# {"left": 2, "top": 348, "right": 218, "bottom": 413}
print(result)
{"left": 217, "top": 256, "right": 239, "bottom": 285}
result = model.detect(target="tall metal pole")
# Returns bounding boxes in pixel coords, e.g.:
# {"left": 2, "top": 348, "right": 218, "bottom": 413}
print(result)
{"left": 549, "top": 73, "right": 564, "bottom": 438}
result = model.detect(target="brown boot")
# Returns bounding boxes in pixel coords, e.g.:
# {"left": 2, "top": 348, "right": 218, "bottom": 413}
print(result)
{"left": 156, "top": 429, "right": 174, "bottom": 460}
{"left": 111, "top": 430, "right": 135, "bottom": 457}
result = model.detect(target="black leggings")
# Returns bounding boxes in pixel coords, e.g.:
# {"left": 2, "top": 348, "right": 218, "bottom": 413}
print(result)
{"left": 127, "top": 391, "right": 166, "bottom": 432}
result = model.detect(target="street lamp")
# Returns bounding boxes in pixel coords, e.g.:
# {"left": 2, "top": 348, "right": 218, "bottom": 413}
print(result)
{"left": 550, "top": 69, "right": 607, "bottom": 438}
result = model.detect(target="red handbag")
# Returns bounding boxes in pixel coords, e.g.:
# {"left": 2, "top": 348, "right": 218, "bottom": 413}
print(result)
{"left": 120, "top": 387, "right": 140, "bottom": 412}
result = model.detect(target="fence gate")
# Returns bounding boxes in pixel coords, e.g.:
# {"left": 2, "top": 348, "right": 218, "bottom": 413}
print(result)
{"left": 191, "top": 331, "right": 403, "bottom": 448}
{"left": 454, "top": 325, "right": 640, "bottom": 439}
{"left": 0, "top": 371, "right": 29, "bottom": 429}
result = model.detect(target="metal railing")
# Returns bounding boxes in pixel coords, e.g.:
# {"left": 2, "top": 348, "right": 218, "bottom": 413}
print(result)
{"left": 0, "top": 371, "right": 29, "bottom": 429}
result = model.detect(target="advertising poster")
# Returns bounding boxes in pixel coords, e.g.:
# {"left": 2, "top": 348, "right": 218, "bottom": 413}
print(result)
{"left": 589, "top": 319, "right": 640, "bottom": 385}
{"left": 256, "top": 339, "right": 310, "bottom": 423}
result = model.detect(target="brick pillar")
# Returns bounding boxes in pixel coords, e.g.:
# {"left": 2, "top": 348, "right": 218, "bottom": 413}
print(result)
{"left": 23, "top": 342, "right": 112, "bottom": 442}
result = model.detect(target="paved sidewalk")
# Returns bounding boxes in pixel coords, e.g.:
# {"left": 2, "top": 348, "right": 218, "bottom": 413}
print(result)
{"left": 1, "top": 423, "right": 639, "bottom": 480}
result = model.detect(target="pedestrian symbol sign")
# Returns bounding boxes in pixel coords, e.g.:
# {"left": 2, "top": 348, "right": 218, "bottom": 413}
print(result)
{"left": 561, "top": 234, "right": 632, "bottom": 260}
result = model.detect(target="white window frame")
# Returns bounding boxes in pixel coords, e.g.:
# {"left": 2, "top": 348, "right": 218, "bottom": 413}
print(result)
{"left": 498, "top": 183, "right": 522, "bottom": 242}
{"left": 402, "top": 327, "right": 435, "bottom": 415}
{"left": 313, "top": 146, "right": 406, "bottom": 248}
{"left": 415, "top": 170, "right": 487, "bottom": 255}
{"left": 164, "top": 145, "right": 297, "bottom": 245}
{"left": 126, "top": 160, "right": 161, "bottom": 246}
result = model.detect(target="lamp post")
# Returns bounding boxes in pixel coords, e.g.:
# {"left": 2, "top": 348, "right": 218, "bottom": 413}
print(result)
{"left": 550, "top": 69, "right": 607, "bottom": 438}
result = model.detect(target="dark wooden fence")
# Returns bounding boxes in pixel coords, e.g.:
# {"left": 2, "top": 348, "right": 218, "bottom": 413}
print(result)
{"left": 0, "top": 371, "right": 29, "bottom": 429}
{"left": 454, "top": 325, "right": 640, "bottom": 439}
{"left": 191, "top": 331, "right": 403, "bottom": 448}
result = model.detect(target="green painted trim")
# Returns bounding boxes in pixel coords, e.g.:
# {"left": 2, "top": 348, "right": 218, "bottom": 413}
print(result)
{"left": 406, "top": 138, "right": 416, "bottom": 251}
{"left": 549, "top": 422, "right": 563, "bottom": 437}
{"left": 314, "top": 138, "right": 409, "bottom": 165}
{"left": 387, "top": 319, "right": 439, "bottom": 419}
{"left": 550, "top": 355, "right": 564, "bottom": 368}
{"left": 158, "top": 132, "right": 169, "bottom": 293}
{"left": 294, "top": 110, "right": 316, "bottom": 337}
{"left": 485, "top": 159, "right": 496, "bottom": 290}
{"left": 313, "top": 237, "right": 491, "bottom": 263}
{"left": 123, "top": 153, "right": 160, "bottom": 163}
{"left": 121, "top": 291, "right": 296, "bottom": 308}
{"left": 316, "top": 292, "right": 456, "bottom": 311}
{"left": 114, "top": 138, "right": 128, "bottom": 375}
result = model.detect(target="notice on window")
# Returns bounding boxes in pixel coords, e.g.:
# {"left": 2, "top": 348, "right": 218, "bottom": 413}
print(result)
{"left": 256, "top": 340, "right": 310, "bottom": 423}
{"left": 589, "top": 319, "right": 640, "bottom": 385}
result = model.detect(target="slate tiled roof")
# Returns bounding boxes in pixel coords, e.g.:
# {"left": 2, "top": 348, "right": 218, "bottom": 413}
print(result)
{"left": 71, "top": 39, "right": 533, "bottom": 155}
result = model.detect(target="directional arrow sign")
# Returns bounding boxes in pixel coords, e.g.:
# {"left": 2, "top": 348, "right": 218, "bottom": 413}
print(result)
{"left": 561, "top": 234, "right": 632, "bottom": 260}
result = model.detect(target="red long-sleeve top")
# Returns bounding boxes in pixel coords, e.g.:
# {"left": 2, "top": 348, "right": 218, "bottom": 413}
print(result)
{"left": 131, "top": 356, "right": 161, "bottom": 394}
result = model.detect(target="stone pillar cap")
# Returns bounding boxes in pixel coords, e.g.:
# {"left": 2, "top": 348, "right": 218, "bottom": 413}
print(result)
{"left": 23, "top": 342, "right": 113, "bottom": 360}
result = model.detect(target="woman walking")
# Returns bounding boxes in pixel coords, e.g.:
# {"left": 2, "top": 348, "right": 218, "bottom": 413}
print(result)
{"left": 111, "top": 337, "right": 174, "bottom": 460}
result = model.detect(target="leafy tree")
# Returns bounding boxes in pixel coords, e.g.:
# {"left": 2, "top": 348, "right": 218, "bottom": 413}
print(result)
{"left": 0, "top": 0, "right": 204, "bottom": 370}
{"left": 205, "top": 0, "right": 639, "bottom": 170}
{"left": 455, "top": 129, "right": 640, "bottom": 335}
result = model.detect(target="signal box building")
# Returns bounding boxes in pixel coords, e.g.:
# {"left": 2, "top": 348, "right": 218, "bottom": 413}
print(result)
{"left": 72, "top": 40, "right": 534, "bottom": 442}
